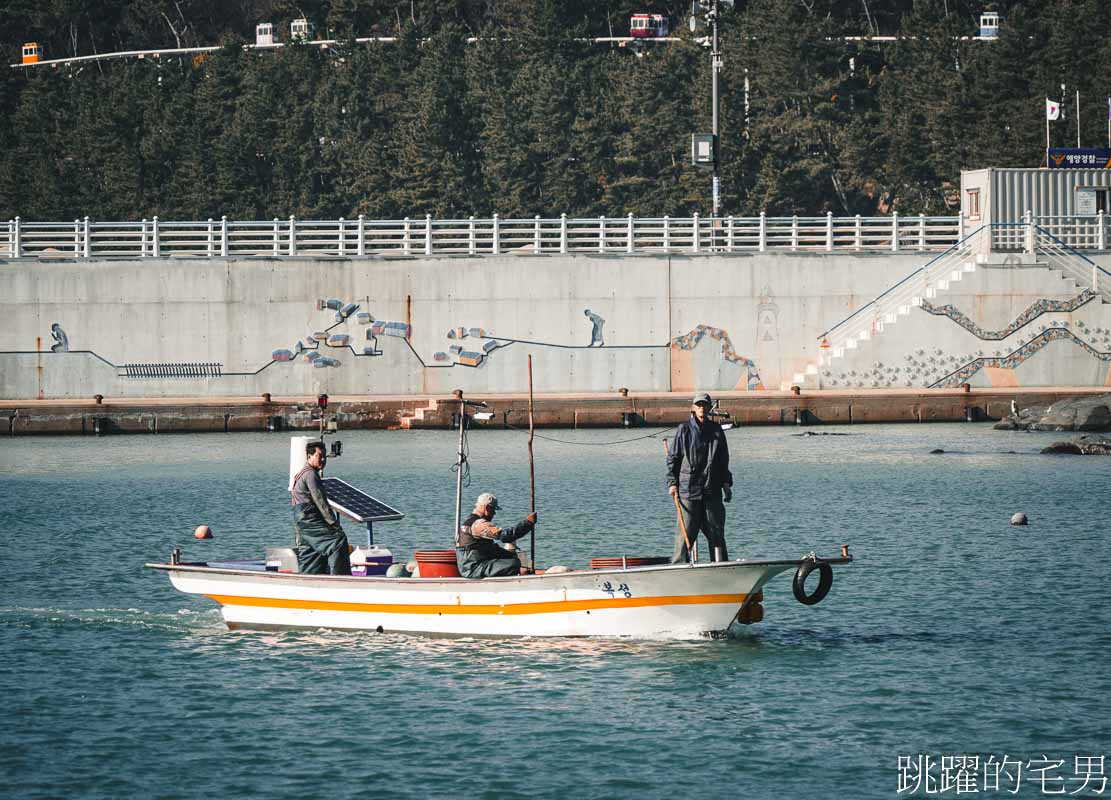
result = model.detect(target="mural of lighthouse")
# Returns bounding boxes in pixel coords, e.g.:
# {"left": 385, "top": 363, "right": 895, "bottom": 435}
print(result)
{"left": 754, "top": 285, "right": 783, "bottom": 388}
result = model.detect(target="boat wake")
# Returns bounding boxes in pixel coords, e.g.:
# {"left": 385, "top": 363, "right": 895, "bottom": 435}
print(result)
{"left": 0, "top": 605, "right": 225, "bottom": 633}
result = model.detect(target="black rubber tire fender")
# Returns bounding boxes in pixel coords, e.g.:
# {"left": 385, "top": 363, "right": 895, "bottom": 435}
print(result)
{"left": 792, "top": 560, "right": 833, "bottom": 606}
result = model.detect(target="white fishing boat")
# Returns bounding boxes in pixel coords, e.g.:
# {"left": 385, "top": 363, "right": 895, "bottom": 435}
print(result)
{"left": 149, "top": 392, "right": 853, "bottom": 639}
{"left": 148, "top": 555, "right": 849, "bottom": 638}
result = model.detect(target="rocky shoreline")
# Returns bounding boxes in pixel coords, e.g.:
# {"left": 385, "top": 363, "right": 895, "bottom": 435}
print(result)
{"left": 993, "top": 394, "right": 1111, "bottom": 433}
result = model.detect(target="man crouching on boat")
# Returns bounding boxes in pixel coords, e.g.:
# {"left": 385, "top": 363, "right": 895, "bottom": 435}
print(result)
{"left": 457, "top": 493, "right": 537, "bottom": 578}
{"left": 290, "top": 441, "right": 351, "bottom": 575}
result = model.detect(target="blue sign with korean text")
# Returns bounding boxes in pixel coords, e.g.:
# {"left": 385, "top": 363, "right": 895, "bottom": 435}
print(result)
{"left": 1048, "top": 148, "right": 1111, "bottom": 168}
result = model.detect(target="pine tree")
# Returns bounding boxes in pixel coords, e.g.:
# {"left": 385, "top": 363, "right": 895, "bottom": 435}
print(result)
{"left": 393, "top": 23, "right": 480, "bottom": 217}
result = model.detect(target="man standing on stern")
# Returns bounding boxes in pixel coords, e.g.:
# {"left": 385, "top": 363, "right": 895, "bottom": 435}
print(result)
{"left": 666, "top": 392, "right": 733, "bottom": 563}
{"left": 290, "top": 441, "right": 351, "bottom": 575}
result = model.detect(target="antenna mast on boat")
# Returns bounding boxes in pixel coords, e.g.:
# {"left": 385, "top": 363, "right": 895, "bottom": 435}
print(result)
{"left": 527, "top": 354, "right": 537, "bottom": 574}
{"left": 452, "top": 391, "right": 491, "bottom": 546}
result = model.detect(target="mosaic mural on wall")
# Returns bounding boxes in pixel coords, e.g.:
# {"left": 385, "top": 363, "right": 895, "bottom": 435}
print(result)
{"left": 672, "top": 325, "right": 764, "bottom": 390}
{"left": 919, "top": 290, "right": 1096, "bottom": 340}
{"left": 820, "top": 322, "right": 1111, "bottom": 389}
{"left": 430, "top": 313, "right": 763, "bottom": 389}
{"left": 929, "top": 326, "right": 1111, "bottom": 388}
{"left": 434, "top": 326, "right": 505, "bottom": 368}
{"left": 267, "top": 299, "right": 418, "bottom": 372}
{"left": 270, "top": 298, "right": 390, "bottom": 370}
{"left": 31, "top": 296, "right": 767, "bottom": 390}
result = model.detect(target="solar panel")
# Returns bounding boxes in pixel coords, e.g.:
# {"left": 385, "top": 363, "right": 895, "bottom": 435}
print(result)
{"left": 322, "top": 477, "right": 405, "bottom": 523}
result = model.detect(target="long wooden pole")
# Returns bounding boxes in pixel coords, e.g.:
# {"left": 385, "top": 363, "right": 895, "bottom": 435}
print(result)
{"left": 662, "top": 438, "right": 696, "bottom": 564}
{"left": 527, "top": 354, "right": 536, "bottom": 574}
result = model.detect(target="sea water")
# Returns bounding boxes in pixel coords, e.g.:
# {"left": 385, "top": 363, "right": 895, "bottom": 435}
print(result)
{"left": 1, "top": 423, "right": 1109, "bottom": 799}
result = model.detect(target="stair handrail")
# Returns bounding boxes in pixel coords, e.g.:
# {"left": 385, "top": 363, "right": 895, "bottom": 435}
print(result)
{"left": 1030, "top": 224, "right": 1111, "bottom": 300}
{"left": 1032, "top": 224, "right": 1103, "bottom": 269}
{"left": 816, "top": 224, "right": 988, "bottom": 342}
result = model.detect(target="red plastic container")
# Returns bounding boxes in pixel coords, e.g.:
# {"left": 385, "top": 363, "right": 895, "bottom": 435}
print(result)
{"left": 414, "top": 550, "right": 461, "bottom": 578}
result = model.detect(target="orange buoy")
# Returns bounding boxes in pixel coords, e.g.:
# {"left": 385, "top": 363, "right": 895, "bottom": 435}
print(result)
{"left": 194, "top": 524, "right": 213, "bottom": 540}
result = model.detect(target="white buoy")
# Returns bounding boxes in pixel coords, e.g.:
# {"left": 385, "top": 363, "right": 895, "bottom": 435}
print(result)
{"left": 1010, "top": 513, "right": 1028, "bottom": 526}
{"left": 194, "top": 524, "right": 213, "bottom": 539}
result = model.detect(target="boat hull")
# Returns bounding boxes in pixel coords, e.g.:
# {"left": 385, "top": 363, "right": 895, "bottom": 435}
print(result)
{"left": 151, "top": 560, "right": 805, "bottom": 638}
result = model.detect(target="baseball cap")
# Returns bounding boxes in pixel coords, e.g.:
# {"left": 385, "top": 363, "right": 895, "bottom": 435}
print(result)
{"left": 476, "top": 492, "right": 499, "bottom": 510}
{"left": 692, "top": 392, "right": 713, "bottom": 406}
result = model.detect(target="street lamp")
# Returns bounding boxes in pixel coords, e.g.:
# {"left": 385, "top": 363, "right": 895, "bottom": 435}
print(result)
{"left": 690, "top": 0, "right": 733, "bottom": 217}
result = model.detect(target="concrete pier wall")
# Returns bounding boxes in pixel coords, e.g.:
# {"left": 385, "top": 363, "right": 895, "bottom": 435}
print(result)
{"left": 2, "top": 252, "right": 1109, "bottom": 401}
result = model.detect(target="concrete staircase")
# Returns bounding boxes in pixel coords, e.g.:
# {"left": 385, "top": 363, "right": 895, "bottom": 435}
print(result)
{"left": 399, "top": 398, "right": 442, "bottom": 429}
{"left": 785, "top": 228, "right": 990, "bottom": 389}
{"left": 786, "top": 224, "right": 1111, "bottom": 390}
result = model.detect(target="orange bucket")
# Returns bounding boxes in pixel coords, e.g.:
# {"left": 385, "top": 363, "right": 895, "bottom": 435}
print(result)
{"left": 414, "top": 550, "right": 461, "bottom": 578}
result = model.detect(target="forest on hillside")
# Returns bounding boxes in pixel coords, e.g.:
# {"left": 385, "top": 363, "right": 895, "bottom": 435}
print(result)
{"left": 1, "top": 0, "right": 1109, "bottom": 221}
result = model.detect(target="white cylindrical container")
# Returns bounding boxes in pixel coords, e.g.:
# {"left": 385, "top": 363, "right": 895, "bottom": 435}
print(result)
{"left": 288, "top": 435, "right": 321, "bottom": 490}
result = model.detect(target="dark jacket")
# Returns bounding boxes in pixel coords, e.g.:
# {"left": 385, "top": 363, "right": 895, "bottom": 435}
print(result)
{"left": 667, "top": 415, "right": 732, "bottom": 501}
{"left": 458, "top": 512, "right": 534, "bottom": 561}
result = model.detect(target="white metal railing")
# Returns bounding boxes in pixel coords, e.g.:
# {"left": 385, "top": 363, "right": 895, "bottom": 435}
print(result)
{"left": 0, "top": 213, "right": 964, "bottom": 259}
{"left": 1032, "top": 226, "right": 1111, "bottom": 303}
{"left": 993, "top": 211, "right": 1109, "bottom": 252}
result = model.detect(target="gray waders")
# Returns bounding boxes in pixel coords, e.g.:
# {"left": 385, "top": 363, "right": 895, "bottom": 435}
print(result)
{"left": 671, "top": 490, "right": 728, "bottom": 564}
{"left": 294, "top": 502, "right": 351, "bottom": 575}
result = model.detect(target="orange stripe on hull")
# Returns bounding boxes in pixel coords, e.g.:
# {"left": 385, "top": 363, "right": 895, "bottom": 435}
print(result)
{"left": 205, "top": 592, "right": 748, "bottom": 616}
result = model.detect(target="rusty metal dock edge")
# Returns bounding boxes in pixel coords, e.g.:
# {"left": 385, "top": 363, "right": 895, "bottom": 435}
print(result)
{"left": 3, "top": 388, "right": 1107, "bottom": 435}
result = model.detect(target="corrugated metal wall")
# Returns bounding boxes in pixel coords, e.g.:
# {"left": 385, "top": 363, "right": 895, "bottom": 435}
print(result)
{"left": 989, "top": 168, "right": 1111, "bottom": 222}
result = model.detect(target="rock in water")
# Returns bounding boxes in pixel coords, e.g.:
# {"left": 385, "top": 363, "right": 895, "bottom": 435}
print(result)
{"left": 929, "top": 448, "right": 945, "bottom": 454}
{"left": 993, "top": 404, "right": 1047, "bottom": 431}
{"left": 1032, "top": 395, "right": 1111, "bottom": 432}
{"left": 1010, "top": 513, "right": 1028, "bottom": 526}
{"left": 1041, "top": 441, "right": 1084, "bottom": 455}
{"left": 1041, "top": 434, "right": 1111, "bottom": 455}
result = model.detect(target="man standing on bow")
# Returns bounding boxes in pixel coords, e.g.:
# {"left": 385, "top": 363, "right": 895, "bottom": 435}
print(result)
{"left": 290, "top": 441, "right": 351, "bottom": 575}
{"left": 666, "top": 392, "right": 733, "bottom": 563}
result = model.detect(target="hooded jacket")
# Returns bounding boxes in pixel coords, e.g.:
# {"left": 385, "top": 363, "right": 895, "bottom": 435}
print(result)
{"left": 666, "top": 415, "right": 732, "bottom": 501}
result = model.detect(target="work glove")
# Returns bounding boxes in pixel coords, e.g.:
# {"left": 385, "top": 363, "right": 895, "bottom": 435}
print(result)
{"left": 723, "top": 486, "right": 733, "bottom": 503}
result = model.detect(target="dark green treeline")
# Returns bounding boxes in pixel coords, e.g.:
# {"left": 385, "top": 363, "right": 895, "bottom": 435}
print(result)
{"left": 1, "top": 0, "right": 1109, "bottom": 221}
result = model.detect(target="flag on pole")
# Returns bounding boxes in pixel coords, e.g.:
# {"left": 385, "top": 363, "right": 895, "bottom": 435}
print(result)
{"left": 1046, "top": 98, "right": 1061, "bottom": 120}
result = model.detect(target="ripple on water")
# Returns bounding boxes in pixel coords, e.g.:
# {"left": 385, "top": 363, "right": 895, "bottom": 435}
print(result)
{"left": 1, "top": 424, "right": 1109, "bottom": 799}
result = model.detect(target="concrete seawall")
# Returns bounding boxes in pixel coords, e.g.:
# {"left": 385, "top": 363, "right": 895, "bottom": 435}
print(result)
{"left": 4, "top": 388, "right": 1105, "bottom": 435}
{"left": 3, "top": 251, "right": 1109, "bottom": 403}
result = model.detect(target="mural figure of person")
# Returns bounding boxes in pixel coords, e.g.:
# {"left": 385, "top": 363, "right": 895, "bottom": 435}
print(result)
{"left": 50, "top": 323, "right": 69, "bottom": 353}
{"left": 584, "top": 309, "right": 605, "bottom": 347}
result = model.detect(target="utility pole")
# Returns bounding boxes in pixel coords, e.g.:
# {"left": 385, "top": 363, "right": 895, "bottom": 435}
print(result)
{"left": 690, "top": 1, "right": 731, "bottom": 217}
{"left": 710, "top": 0, "right": 721, "bottom": 217}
